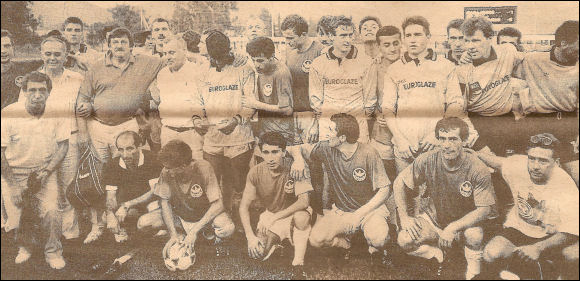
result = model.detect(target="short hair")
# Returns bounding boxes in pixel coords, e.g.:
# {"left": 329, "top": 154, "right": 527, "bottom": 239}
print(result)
{"left": 182, "top": 30, "right": 201, "bottom": 53}
{"left": 331, "top": 15, "right": 355, "bottom": 35}
{"left": 151, "top": 18, "right": 170, "bottom": 28}
{"left": 497, "top": 27, "right": 522, "bottom": 44}
{"left": 63, "top": 16, "right": 83, "bottom": 30}
{"left": 246, "top": 36, "right": 275, "bottom": 58}
{"left": 205, "top": 30, "right": 232, "bottom": 61}
{"left": 115, "top": 130, "right": 143, "bottom": 148}
{"left": 462, "top": 16, "right": 494, "bottom": 38}
{"left": 158, "top": 139, "right": 192, "bottom": 168}
{"left": 435, "top": 117, "right": 469, "bottom": 141}
{"left": 47, "top": 29, "right": 63, "bottom": 37}
{"left": 1, "top": 29, "right": 13, "bottom": 40}
{"left": 21, "top": 71, "right": 52, "bottom": 94}
{"left": 164, "top": 35, "right": 187, "bottom": 50}
{"left": 41, "top": 35, "right": 68, "bottom": 53}
{"left": 402, "top": 16, "right": 430, "bottom": 36}
{"left": 107, "top": 27, "right": 134, "bottom": 47}
{"left": 259, "top": 132, "right": 287, "bottom": 151}
{"left": 527, "top": 133, "right": 561, "bottom": 159}
{"left": 359, "top": 16, "right": 381, "bottom": 32}
{"left": 317, "top": 15, "right": 335, "bottom": 35}
{"left": 330, "top": 113, "right": 360, "bottom": 144}
{"left": 446, "top": 19, "right": 464, "bottom": 35}
{"left": 555, "top": 20, "right": 579, "bottom": 47}
{"left": 134, "top": 30, "right": 151, "bottom": 45}
{"left": 281, "top": 14, "right": 309, "bottom": 36}
{"left": 376, "top": 25, "right": 401, "bottom": 43}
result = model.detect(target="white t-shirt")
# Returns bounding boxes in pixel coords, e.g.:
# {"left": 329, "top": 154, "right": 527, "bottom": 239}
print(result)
{"left": 156, "top": 62, "right": 202, "bottom": 128}
{"left": 502, "top": 155, "right": 579, "bottom": 238}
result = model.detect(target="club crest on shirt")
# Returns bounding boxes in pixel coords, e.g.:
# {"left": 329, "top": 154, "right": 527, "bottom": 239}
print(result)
{"left": 284, "top": 179, "right": 295, "bottom": 194}
{"left": 263, "top": 83, "right": 273, "bottom": 97}
{"left": 15, "top": 76, "right": 24, "bottom": 88}
{"left": 459, "top": 181, "right": 473, "bottom": 197}
{"left": 189, "top": 184, "right": 203, "bottom": 198}
{"left": 301, "top": 60, "right": 312, "bottom": 73}
{"left": 353, "top": 168, "right": 366, "bottom": 182}
{"left": 516, "top": 192, "right": 547, "bottom": 226}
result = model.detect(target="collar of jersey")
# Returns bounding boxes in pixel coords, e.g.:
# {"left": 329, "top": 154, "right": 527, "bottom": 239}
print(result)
{"left": 326, "top": 45, "right": 357, "bottom": 61}
{"left": 550, "top": 45, "right": 577, "bottom": 66}
{"left": 119, "top": 150, "right": 145, "bottom": 170}
{"left": 472, "top": 46, "right": 497, "bottom": 67}
{"left": 402, "top": 48, "right": 436, "bottom": 65}
{"left": 105, "top": 53, "right": 136, "bottom": 67}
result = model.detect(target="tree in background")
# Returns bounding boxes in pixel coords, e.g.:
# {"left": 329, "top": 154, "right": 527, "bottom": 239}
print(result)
{"left": 109, "top": 4, "right": 142, "bottom": 33}
{"left": 259, "top": 8, "right": 273, "bottom": 37}
{"left": 172, "top": 1, "right": 238, "bottom": 33}
{"left": 1, "top": 1, "right": 39, "bottom": 44}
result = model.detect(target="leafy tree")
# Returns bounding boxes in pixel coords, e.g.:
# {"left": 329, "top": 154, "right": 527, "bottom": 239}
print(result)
{"left": 1, "top": 1, "right": 39, "bottom": 44}
{"left": 172, "top": 1, "right": 238, "bottom": 33}
{"left": 259, "top": 8, "right": 273, "bottom": 37}
{"left": 109, "top": 4, "right": 142, "bottom": 33}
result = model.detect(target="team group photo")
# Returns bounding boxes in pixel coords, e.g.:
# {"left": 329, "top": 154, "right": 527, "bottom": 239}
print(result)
{"left": 1, "top": 1, "right": 578, "bottom": 280}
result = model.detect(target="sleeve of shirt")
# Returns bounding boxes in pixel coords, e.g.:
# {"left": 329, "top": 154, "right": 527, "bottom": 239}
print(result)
{"left": 240, "top": 65, "right": 257, "bottom": 121}
{"left": 309, "top": 61, "right": 324, "bottom": 114}
{"left": 556, "top": 179, "right": 579, "bottom": 236}
{"left": 401, "top": 154, "right": 427, "bottom": 190}
{"left": 370, "top": 148, "right": 391, "bottom": 190}
{"left": 362, "top": 62, "right": 378, "bottom": 115}
{"left": 444, "top": 68, "right": 466, "bottom": 118}
{"left": 277, "top": 70, "right": 293, "bottom": 109}
{"left": 500, "top": 155, "right": 522, "bottom": 187}
{"left": 1, "top": 115, "right": 11, "bottom": 147}
{"left": 199, "top": 162, "right": 221, "bottom": 203}
{"left": 381, "top": 69, "right": 398, "bottom": 115}
{"left": 308, "top": 141, "right": 327, "bottom": 164}
{"left": 153, "top": 169, "right": 172, "bottom": 200}
{"left": 55, "top": 119, "right": 70, "bottom": 142}
{"left": 294, "top": 177, "right": 314, "bottom": 196}
{"left": 472, "top": 164, "right": 496, "bottom": 207}
{"left": 77, "top": 68, "right": 94, "bottom": 105}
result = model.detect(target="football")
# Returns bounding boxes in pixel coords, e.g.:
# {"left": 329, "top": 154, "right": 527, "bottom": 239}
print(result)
{"left": 163, "top": 240, "right": 196, "bottom": 271}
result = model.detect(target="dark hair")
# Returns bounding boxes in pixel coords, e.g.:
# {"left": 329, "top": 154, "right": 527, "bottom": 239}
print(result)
{"left": 115, "top": 130, "right": 143, "bottom": 148}
{"left": 435, "top": 117, "right": 469, "bottom": 141}
{"left": 1, "top": 29, "right": 13, "bottom": 40}
{"left": 555, "top": 20, "right": 579, "bottom": 47}
{"left": 402, "top": 16, "right": 430, "bottom": 36}
{"left": 317, "top": 15, "right": 335, "bottom": 35}
{"left": 359, "top": 16, "right": 381, "bottom": 32}
{"left": 246, "top": 36, "right": 275, "bottom": 58}
{"left": 47, "top": 29, "right": 63, "bottom": 37}
{"left": 134, "top": 30, "right": 151, "bottom": 46}
{"left": 331, "top": 15, "right": 354, "bottom": 35}
{"left": 41, "top": 35, "right": 69, "bottom": 53}
{"left": 461, "top": 16, "right": 494, "bottom": 38}
{"left": 527, "top": 133, "right": 561, "bottom": 159}
{"left": 259, "top": 132, "right": 287, "bottom": 151}
{"left": 63, "top": 16, "right": 83, "bottom": 30}
{"left": 497, "top": 27, "right": 522, "bottom": 44}
{"left": 205, "top": 30, "right": 233, "bottom": 71}
{"left": 151, "top": 18, "right": 170, "bottom": 28}
{"left": 281, "top": 14, "right": 309, "bottom": 36}
{"left": 446, "top": 19, "right": 464, "bottom": 35}
{"left": 158, "top": 139, "right": 192, "bottom": 168}
{"left": 21, "top": 71, "right": 52, "bottom": 94}
{"left": 376, "top": 25, "right": 401, "bottom": 43}
{"left": 330, "top": 113, "right": 359, "bottom": 144}
{"left": 107, "top": 27, "right": 134, "bottom": 47}
{"left": 182, "top": 30, "right": 201, "bottom": 53}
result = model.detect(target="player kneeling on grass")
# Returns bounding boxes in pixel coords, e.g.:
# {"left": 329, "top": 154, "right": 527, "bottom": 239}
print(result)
{"left": 393, "top": 117, "right": 498, "bottom": 280}
{"left": 473, "top": 133, "right": 579, "bottom": 280}
{"left": 288, "top": 113, "right": 393, "bottom": 266}
{"left": 240, "top": 132, "right": 312, "bottom": 279}
{"left": 138, "top": 140, "right": 235, "bottom": 263}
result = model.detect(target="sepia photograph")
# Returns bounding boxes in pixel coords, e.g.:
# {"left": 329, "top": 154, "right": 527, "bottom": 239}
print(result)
{"left": 1, "top": 1, "right": 578, "bottom": 280}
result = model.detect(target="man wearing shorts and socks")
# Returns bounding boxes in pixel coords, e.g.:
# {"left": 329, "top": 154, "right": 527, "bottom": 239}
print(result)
{"left": 474, "top": 133, "right": 579, "bottom": 280}
{"left": 289, "top": 113, "right": 392, "bottom": 267}
{"left": 240, "top": 132, "right": 312, "bottom": 279}
{"left": 394, "top": 117, "right": 497, "bottom": 279}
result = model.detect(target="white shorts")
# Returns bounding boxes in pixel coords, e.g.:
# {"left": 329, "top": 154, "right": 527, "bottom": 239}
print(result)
{"left": 370, "top": 139, "right": 394, "bottom": 160}
{"left": 161, "top": 126, "right": 204, "bottom": 160}
{"left": 258, "top": 207, "right": 312, "bottom": 244}
{"left": 316, "top": 204, "right": 390, "bottom": 236}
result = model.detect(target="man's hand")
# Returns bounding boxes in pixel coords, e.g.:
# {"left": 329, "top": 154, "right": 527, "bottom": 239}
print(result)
{"left": 290, "top": 157, "right": 309, "bottom": 180}
{"left": 438, "top": 225, "right": 457, "bottom": 249}
{"left": 466, "top": 131, "right": 479, "bottom": 148}
{"left": 247, "top": 235, "right": 265, "bottom": 259}
{"left": 376, "top": 116, "right": 388, "bottom": 127}
{"left": 256, "top": 213, "right": 277, "bottom": 236}
{"left": 344, "top": 212, "right": 363, "bottom": 235}
{"left": 36, "top": 169, "right": 51, "bottom": 186}
{"left": 115, "top": 203, "right": 128, "bottom": 223}
{"left": 76, "top": 102, "right": 93, "bottom": 118}
{"left": 400, "top": 215, "right": 422, "bottom": 241}
{"left": 307, "top": 122, "right": 319, "bottom": 144}
{"left": 241, "top": 95, "right": 260, "bottom": 110}
{"left": 514, "top": 244, "right": 541, "bottom": 262}
{"left": 11, "top": 192, "right": 23, "bottom": 207}
{"left": 420, "top": 136, "right": 437, "bottom": 152}
{"left": 459, "top": 51, "right": 473, "bottom": 65}
{"left": 372, "top": 54, "right": 383, "bottom": 64}
{"left": 397, "top": 138, "right": 416, "bottom": 159}
{"left": 182, "top": 231, "right": 198, "bottom": 250}
{"left": 233, "top": 53, "right": 248, "bottom": 67}
{"left": 217, "top": 117, "right": 239, "bottom": 135}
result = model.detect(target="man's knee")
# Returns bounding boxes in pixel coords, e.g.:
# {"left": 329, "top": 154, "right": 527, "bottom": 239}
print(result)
{"left": 293, "top": 211, "right": 311, "bottom": 230}
{"left": 363, "top": 218, "right": 389, "bottom": 249}
{"left": 562, "top": 242, "right": 579, "bottom": 263}
{"left": 464, "top": 226, "right": 484, "bottom": 249}
{"left": 214, "top": 213, "right": 235, "bottom": 238}
{"left": 397, "top": 230, "right": 416, "bottom": 252}
{"left": 483, "top": 236, "right": 512, "bottom": 262}
{"left": 308, "top": 225, "right": 331, "bottom": 248}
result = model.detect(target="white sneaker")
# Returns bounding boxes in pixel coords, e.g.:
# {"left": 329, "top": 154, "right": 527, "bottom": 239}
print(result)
{"left": 46, "top": 255, "right": 66, "bottom": 270}
{"left": 84, "top": 226, "right": 103, "bottom": 244}
{"left": 15, "top": 247, "right": 31, "bottom": 264}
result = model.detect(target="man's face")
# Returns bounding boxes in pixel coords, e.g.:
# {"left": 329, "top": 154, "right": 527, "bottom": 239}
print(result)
{"left": 260, "top": 143, "right": 284, "bottom": 170}
{"left": 41, "top": 41, "right": 66, "bottom": 72}
{"left": 561, "top": 39, "right": 579, "bottom": 63}
{"left": 498, "top": 35, "right": 519, "bottom": 48}
{"left": 327, "top": 121, "right": 343, "bottom": 148}
{"left": 63, "top": 23, "right": 82, "bottom": 45}
{"left": 465, "top": 30, "right": 492, "bottom": 60}
{"left": 317, "top": 27, "right": 332, "bottom": 47}
{"left": 109, "top": 36, "right": 132, "bottom": 59}
{"left": 331, "top": 25, "right": 354, "bottom": 54}
{"left": 117, "top": 135, "right": 141, "bottom": 168}
{"left": 282, "top": 29, "right": 305, "bottom": 50}
{"left": 1, "top": 36, "right": 14, "bottom": 64}
{"left": 164, "top": 163, "right": 189, "bottom": 178}
{"left": 378, "top": 34, "right": 401, "bottom": 62}
{"left": 25, "top": 81, "right": 49, "bottom": 116}
{"left": 527, "top": 147, "right": 556, "bottom": 184}
{"left": 145, "top": 35, "right": 155, "bottom": 49}
{"left": 404, "top": 24, "right": 429, "bottom": 57}
{"left": 360, "top": 20, "right": 380, "bottom": 42}
{"left": 437, "top": 128, "right": 464, "bottom": 161}
{"left": 151, "top": 21, "right": 170, "bottom": 46}
{"left": 251, "top": 54, "right": 274, "bottom": 74}
{"left": 246, "top": 19, "right": 265, "bottom": 40}
{"left": 447, "top": 28, "right": 464, "bottom": 58}
{"left": 164, "top": 40, "right": 186, "bottom": 72}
